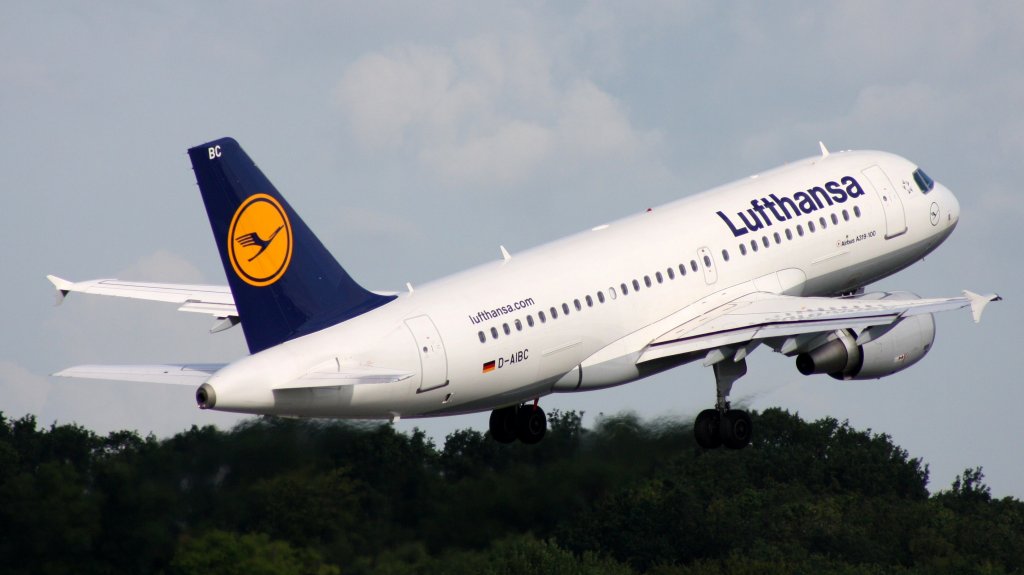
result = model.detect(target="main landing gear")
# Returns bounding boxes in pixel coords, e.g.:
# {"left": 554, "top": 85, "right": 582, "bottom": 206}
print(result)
{"left": 489, "top": 401, "right": 547, "bottom": 444}
{"left": 693, "top": 358, "right": 753, "bottom": 450}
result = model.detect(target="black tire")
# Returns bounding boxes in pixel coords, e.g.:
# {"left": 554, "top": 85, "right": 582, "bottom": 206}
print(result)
{"left": 515, "top": 404, "right": 547, "bottom": 444}
{"left": 694, "top": 409, "right": 722, "bottom": 449}
{"left": 489, "top": 406, "right": 518, "bottom": 443}
{"left": 720, "top": 409, "right": 753, "bottom": 450}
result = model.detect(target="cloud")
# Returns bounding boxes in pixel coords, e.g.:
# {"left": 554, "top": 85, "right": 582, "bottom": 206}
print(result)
{"left": 335, "top": 46, "right": 455, "bottom": 149}
{"left": 333, "top": 35, "right": 662, "bottom": 188}
{"left": 117, "top": 250, "right": 209, "bottom": 283}
{"left": 0, "top": 361, "right": 51, "bottom": 420}
{"left": 420, "top": 120, "right": 552, "bottom": 186}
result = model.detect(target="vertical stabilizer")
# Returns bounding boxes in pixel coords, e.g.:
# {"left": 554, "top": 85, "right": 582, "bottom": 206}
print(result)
{"left": 188, "top": 138, "right": 395, "bottom": 353}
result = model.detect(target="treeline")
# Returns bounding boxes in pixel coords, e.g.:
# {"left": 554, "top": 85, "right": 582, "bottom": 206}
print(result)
{"left": 0, "top": 408, "right": 1021, "bottom": 574}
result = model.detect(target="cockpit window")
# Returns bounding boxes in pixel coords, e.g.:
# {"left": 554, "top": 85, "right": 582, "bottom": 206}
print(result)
{"left": 913, "top": 168, "right": 935, "bottom": 193}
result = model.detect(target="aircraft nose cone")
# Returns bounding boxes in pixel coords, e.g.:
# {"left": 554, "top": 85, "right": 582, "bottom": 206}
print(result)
{"left": 948, "top": 187, "right": 960, "bottom": 225}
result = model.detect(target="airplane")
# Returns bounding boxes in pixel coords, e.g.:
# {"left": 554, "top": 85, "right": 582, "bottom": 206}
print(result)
{"left": 48, "top": 138, "right": 1001, "bottom": 449}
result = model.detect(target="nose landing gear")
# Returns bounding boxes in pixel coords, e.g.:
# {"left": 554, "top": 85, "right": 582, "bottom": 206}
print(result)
{"left": 489, "top": 401, "right": 547, "bottom": 444}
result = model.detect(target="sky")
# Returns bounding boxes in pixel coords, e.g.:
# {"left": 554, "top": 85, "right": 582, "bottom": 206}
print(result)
{"left": 2, "top": 2, "right": 1022, "bottom": 497}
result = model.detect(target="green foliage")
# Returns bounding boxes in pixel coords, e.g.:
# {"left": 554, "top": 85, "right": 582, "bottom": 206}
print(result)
{"left": 168, "top": 529, "right": 339, "bottom": 575}
{"left": 0, "top": 408, "right": 1021, "bottom": 574}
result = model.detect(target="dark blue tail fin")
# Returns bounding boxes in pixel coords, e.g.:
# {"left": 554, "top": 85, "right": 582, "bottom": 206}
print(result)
{"left": 188, "top": 137, "right": 395, "bottom": 354}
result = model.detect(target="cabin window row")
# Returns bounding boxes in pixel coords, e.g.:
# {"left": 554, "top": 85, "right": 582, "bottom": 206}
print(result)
{"left": 477, "top": 253, "right": 713, "bottom": 343}
{"left": 734, "top": 207, "right": 861, "bottom": 256}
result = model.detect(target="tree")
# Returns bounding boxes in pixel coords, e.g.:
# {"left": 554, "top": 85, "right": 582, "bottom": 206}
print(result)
{"left": 168, "top": 530, "right": 339, "bottom": 575}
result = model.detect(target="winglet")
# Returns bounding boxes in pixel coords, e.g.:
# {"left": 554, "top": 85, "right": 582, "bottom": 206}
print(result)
{"left": 819, "top": 141, "right": 830, "bottom": 158}
{"left": 963, "top": 290, "right": 1002, "bottom": 323}
{"left": 47, "top": 275, "right": 73, "bottom": 306}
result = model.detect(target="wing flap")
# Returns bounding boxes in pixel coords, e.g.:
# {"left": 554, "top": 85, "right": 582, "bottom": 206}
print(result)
{"left": 53, "top": 364, "right": 224, "bottom": 385}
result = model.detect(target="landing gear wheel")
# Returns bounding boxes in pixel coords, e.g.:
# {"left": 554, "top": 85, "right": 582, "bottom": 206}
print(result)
{"left": 515, "top": 404, "right": 547, "bottom": 444}
{"left": 694, "top": 409, "right": 722, "bottom": 449}
{"left": 720, "top": 409, "right": 752, "bottom": 450}
{"left": 489, "top": 406, "right": 518, "bottom": 443}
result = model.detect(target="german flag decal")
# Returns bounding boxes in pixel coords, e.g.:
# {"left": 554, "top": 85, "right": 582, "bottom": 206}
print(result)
{"left": 482, "top": 360, "right": 496, "bottom": 373}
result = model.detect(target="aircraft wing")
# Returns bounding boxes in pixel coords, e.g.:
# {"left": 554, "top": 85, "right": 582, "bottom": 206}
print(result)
{"left": 48, "top": 275, "right": 239, "bottom": 332}
{"left": 638, "top": 290, "right": 1001, "bottom": 365}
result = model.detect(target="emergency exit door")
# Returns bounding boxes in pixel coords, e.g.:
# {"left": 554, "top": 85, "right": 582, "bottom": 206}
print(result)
{"left": 404, "top": 315, "right": 449, "bottom": 392}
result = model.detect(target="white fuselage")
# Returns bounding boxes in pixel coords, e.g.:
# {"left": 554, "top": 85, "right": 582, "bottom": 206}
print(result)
{"left": 204, "top": 150, "right": 960, "bottom": 419}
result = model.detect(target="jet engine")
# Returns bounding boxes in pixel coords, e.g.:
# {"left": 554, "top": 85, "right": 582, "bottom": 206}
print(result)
{"left": 795, "top": 292, "right": 936, "bottom": 380}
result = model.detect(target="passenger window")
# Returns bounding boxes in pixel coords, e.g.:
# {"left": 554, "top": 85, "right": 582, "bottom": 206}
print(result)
{"left": 503, "top": 323, "right": 510, "bottom": 335}
{"left": 819, "top": 216, "right": 827, "bottom": 229}
{"left": 586, "top": 295, "right": 594, "bottom": 307}
{"left": 539, "top": 311, "right": 547, "bottom": 323}
{"left": 550, "top": 307, "right": 558, "bottom": 319}
{"left": 632, "top": 279, "right": 640, "bottom": 291}
{"left": 574, "top": 299, "right": 582, "bottom": 311}
{"left": 609, "top": 287, "right": 617, "bottom": 300}
{"left": 809, "top": 221, "right": 816, "bottom": 232}
{"left": 751, "top": 240, "right": 759, "bottom": 252}
{"left": 667, "top": 267, "right": 675, "bottom": 280}
{"left": 678, "top": 264, "right": 687, "bottom": 276}
{"left": 690, "top": 260, "right": 698, "bottom": 272}
{"left": 644, "top": 276, "right": 652, "bottom": 288}
{"left": 722, "top": 249, "right": 730, "bottom": 262}
{"left": 739, "top": 243, "right": 747, "bottom": 256}
{"left": 831, "top": 213, "right": 839, "bottom": 225}
{"left": 797, "top": 224, "right": 804, "bottom": 236}
{"left": 656, "top": 271, "right": 663, "bottom": 283}
{"left": 478, "top": 331, "right": 486, "bottom": 343}
{"left": 490, "top": 327, "right": 499, "bottom": 339}
{"left": 842, "top": 209, "right": 850, "bottom": 221}
{"left": 785, "top": 228, "right": 793, "bottom": 240}
{"left": 762, "top": 236, "right": 769, "bottom": 248}
{"left": 854, "top": 206, "right": 862, "bottom": 218}
{"left": 773, "top": 232, "right": 781, "bottom": 244}
{"left": 598, "top": 291, "right": 606, "bottom": 303}
{"left": 621, "top": 282, "right": 629, "bottom": 295}
{"left": 527, "top": 315, "right": 535, "bottom": 327}
{"left": 514, "top": 319, "right": 522, "bottom": 331}
{"left": 703, "top": 255, "right": 712, "bottom": 267}
{"left": 562, "top": 303, "right": 570, "bottom": 315}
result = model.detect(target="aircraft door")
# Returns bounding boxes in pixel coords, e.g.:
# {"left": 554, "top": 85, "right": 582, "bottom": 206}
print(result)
{"left": 862, "top": 165, "right": 907, "bottom": 239}
{"left": 698, "top": 247, "right": 718, "bottom": 284}
{"left": 404, "top": 315, "right": 449, "bottom": 392}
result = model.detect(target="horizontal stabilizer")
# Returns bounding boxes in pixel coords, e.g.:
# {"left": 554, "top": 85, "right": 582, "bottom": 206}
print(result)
{"left": 47, "top": 275, "right": 73, "bottom": 305}
{"left": 45, "top": 276, "right": 237, "bottom": 316}
{"left": 52, "top": 364, "right": 224, "bottom": 385}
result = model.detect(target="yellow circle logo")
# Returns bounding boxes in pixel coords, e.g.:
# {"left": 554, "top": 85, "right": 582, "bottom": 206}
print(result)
{"left": 228, "top": 194, "right": 293, "bottom": 287}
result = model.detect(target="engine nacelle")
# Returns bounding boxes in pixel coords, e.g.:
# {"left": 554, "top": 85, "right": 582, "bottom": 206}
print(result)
{"left": 795, "top": 292, "right": 936, "bottom": 380}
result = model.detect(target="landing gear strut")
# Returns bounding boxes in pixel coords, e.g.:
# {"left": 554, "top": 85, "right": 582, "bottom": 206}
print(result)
{"left": 693, "top": 358, "right": 753, "bottom": 450}
{"left": 489, "top": 402, "right": 547, "bottom": 444}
